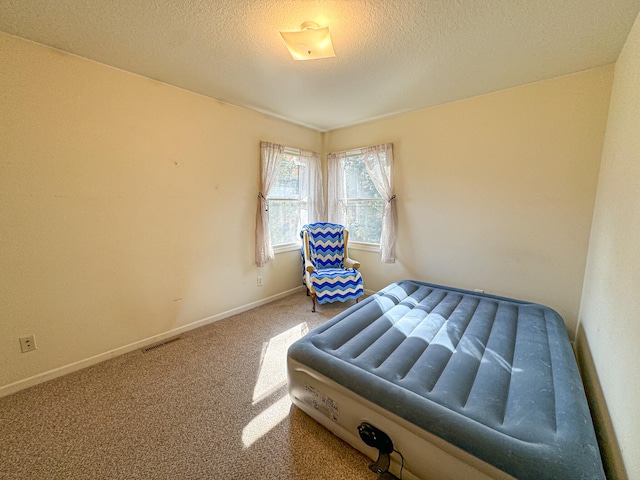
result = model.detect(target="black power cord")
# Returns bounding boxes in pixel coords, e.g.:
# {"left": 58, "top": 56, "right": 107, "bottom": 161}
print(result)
{"left": 358, "top": 422, "right": 405, "bottom": 479}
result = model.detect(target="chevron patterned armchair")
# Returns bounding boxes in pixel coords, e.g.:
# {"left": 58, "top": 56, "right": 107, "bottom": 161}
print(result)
{"left": 300, "top": 222, "right": 364, "bottom": 312}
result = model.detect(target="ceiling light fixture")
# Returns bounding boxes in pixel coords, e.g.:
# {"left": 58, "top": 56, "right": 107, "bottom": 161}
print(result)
{"left": 279, "top": 21, "right": 336, "bottom": 60}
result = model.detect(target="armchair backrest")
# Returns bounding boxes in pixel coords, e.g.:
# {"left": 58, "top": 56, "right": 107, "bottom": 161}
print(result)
{"left": 301, "top": 222, "right": 346, "bottom": 270}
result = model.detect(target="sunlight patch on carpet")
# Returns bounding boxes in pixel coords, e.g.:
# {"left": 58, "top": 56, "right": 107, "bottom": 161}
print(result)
{"left": 242, "top": 394, "right": 291, "bottom": 448}
{"left": 252, "top": 322, "right": 309, "bottom": 403}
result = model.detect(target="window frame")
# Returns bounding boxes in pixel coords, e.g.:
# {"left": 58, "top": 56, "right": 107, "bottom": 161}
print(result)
{"left": 334, "top": 149, "right": 385, "bottom": 248}
{"left": 266, "top": 147, "right": 310, "bottom": 252}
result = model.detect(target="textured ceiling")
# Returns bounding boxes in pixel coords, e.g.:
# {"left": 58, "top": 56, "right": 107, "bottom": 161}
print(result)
{"left": 1, "top": 0, "right": 639, "bottom": 131}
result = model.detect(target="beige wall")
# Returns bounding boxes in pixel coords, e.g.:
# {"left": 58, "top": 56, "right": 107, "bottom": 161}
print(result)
{"left": 0, "top": 33, "right": 321, "bottom": 394}
{"left": 578, "top": 12, "right": 640, "bottom": 480}
{"left": 326, "top": 66, "right": 613, "bottom": 335}
{"left": 1, "top": 32, "right": 631, "bottom": 480}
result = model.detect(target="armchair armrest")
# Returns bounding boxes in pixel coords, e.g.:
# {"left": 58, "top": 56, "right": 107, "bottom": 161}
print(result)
{"left": 342, "top": 230, "right": 360, "bottom": 270}
{"left": 344, "top": 257, "right": 360, "bottom": 270}
{"left": 305, "top": 260, "right": 316, "bottom": 273}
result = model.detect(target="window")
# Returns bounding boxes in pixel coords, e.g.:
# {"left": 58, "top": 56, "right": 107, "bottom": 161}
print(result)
{"left": 328, "top": 143, "right": 397, "bottom": 263}
{"left": 341, "top": 154, "right": 384, "bottom": 244}
{"left": 267, "top": 152, "right": 309, "bottom": 246}
{"left": 255, "top": 142, "right": 323, "bottom": 267}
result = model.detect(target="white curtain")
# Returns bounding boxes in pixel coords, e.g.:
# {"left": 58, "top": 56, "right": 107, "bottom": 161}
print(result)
{"left": 363, "top": 143, "right": 397, "bottom": 263}
{"left": 300, "top": 150, "right": 325, "bottom": 223}
{"left": 329, "top": 143, "right": 397, "bottom": 263}
{"left": 327, "top": 151, "right": 347, "bottom": 226}
{"left": 255, "top": 141, "right": 284, "bottom": 267}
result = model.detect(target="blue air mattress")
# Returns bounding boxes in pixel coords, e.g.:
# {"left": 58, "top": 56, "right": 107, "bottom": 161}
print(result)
{"left": 287, "top": 280, "right": 605, "bottom": 480}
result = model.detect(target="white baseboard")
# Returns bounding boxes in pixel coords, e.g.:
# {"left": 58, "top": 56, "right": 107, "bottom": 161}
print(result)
{"left": 0, "top": 286, "right": 304, "bottom": 399}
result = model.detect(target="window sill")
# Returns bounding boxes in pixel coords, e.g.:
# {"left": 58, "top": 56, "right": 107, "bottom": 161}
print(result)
{"left": 273, "top": 242, "right": 379, "bottom": 255}
{"left": 273, "top": 243, "right": 301, "bottom": 254}
{"left": 349, "top": 242, "right": 380, "bottom": 253}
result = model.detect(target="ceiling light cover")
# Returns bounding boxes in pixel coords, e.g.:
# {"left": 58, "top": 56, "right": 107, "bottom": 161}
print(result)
{"left": 279, "top": 22, "right": 335, "bottom": 60}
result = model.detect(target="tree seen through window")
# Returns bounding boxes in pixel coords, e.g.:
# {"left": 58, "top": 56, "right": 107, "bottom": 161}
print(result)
{"left": 268, "top": 154, "right": 308, "bottom": 246}
{"left": 343, "top": 155, "right": 383, "bottom": 244}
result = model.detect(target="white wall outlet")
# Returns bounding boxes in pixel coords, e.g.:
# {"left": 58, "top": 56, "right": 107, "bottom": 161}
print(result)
{"left": 19, "top": 335, "right": 37, "bottom": 353}
{"left": 257, "top": 276, "right": 263, "bottom": 287}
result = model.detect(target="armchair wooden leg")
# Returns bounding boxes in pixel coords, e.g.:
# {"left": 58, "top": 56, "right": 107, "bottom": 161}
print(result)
{"left": 311, "top": 294, "right": 316, "bottom": 312}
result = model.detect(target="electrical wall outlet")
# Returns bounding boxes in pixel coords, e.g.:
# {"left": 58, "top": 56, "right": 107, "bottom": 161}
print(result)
{"left": 257, "top": 276, "right": 263, "bottom": 287}
{"left": 19, "top": 335, "right": 37, "bottom": 353}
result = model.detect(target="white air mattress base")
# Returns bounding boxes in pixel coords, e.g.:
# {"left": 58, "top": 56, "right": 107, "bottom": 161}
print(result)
{"left": 288, "top": 357, "right": 515, "bottom": 480}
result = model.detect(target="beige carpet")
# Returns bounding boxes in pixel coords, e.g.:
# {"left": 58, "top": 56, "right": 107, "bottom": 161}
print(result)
{"left": 0, "top": 292, "right": 378, "bottom": 480}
